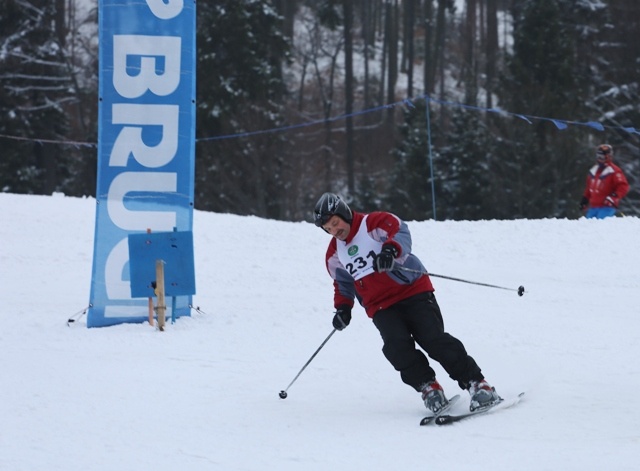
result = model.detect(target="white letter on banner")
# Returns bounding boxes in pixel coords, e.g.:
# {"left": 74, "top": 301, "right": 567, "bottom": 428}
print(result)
{"left": 147, "top": 0, "right": 184, "bottom": 19}
{"left": 107, "top": 172, "right": 178, "bottom": 231}
{"left": 105, "top": 238, "right": 132, "bottom": 299}
{"left": 113, "top": 35, "right": 182, "bottom": 98}
{"left": 110, "top": 104, "right": 179, "bottom": 168}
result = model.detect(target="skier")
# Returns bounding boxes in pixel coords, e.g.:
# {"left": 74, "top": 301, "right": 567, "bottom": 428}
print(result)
{"left": 580, "top": 144, "right": 629, "bottom": 219}
{"left": 313, "top": 192, "right": 500, "bottom": 414}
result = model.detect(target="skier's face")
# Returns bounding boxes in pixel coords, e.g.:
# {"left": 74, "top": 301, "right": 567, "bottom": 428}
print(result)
{"left": 596, "top": 145, "right": 612, "bottom": 164}
{"left": 322, "top": 215, "right": 351, "bottom": 241}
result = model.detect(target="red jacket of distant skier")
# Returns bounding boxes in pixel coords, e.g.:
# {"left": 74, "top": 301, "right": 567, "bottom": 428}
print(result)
{"left": 583, "top": 163, "right": 629, "bottom": 208}
{"left": 324, "top": 211, "right": 433, "bottom": 318}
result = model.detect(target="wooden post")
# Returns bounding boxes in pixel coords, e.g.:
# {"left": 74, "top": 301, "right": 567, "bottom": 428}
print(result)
{"left": 146, "top": 229, "right": 154, "bottom": 326}
{"left": 155, "top": 259, "right": 166, "bottom": 331}
{"left": 148, "top": 297, "right": 154, "bottom": 326}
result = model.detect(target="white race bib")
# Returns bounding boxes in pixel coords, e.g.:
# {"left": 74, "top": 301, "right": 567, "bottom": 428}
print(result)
{"left": 336, "top": 215, "right": 383, "bottom": 280}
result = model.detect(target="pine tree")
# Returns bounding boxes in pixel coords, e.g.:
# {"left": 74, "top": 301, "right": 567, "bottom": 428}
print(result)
{"left": 0, "top": 0, "right": 73, "bottom": 195}
{"left": 496, "top": 0, "right": 591, "bottom": 218}
{"left": 386, "top": 100, "right": 439, "bottom": 221}
{"left": 195, "top": 0, "right": 291, "bottom": 218}
{"left": 585, "top": 0, "right": 640, "bottom": 216}
{"left": 437, "top": 89, "right": 495, "bottom": 221}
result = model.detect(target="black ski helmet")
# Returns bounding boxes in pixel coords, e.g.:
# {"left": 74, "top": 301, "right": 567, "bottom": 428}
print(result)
{"left": 313, "top": 193, "right": 352, "bottom": 227}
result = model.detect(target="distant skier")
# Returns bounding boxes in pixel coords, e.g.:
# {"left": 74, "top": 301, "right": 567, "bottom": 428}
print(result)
{"left": 580, "top": 144, "right": 629, "bottom": 219}
{"left": 313, "top": 192, "right": 500, "bottom": 414}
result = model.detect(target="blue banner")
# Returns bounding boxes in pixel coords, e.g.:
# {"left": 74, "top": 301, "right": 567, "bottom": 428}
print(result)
{"left": 88, "top": 0, "right": 196, "bottom": 327}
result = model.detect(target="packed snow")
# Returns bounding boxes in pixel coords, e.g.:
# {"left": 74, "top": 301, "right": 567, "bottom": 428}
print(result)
{"left": 1, "top": 192, "right": 638, "bottom": 471}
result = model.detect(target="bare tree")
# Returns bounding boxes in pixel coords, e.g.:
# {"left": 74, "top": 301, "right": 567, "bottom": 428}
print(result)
{"left": 290, "top": 7, "right": 344, "bottom": 190}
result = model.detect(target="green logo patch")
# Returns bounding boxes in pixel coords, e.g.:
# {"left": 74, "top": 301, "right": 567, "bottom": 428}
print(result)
{"left": 348, "top": 245, "right": 358, "bottom": 256}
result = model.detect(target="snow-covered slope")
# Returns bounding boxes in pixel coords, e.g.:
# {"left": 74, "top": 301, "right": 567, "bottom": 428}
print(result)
{"left": 1, "top": 193, "right": 639, "bottom": 471}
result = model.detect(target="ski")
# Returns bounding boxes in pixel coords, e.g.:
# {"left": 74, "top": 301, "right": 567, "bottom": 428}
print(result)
{"left": 419, "top": 394, "right": 461, "bottom": 426}
{"left": 435, "top": 392, "right": 525, "bottom": 425}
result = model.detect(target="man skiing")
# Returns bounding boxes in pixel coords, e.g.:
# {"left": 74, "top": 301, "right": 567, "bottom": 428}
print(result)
{"left": 313, "top": 192, "right": 500, "bottom": 415}
{"left": 580, "top": 144, "right": 629, "bottom": 219}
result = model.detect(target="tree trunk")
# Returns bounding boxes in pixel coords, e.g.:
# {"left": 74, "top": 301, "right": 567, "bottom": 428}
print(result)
{"left": 485, "top": 0, "right": 499, "bottom": 108}
{"left": 386, "top": 0, "right": 398, "bottom": 121}
{"left": 462, "top": 0, "right": 477, "bottom": 89}
{"left": 343, "top": 0, "right": 355, "bottom": 193}
{"left": 431, "top": 0, "right": 447, "bottom": 95}
{"left": 435, "top": 0, "right": 447, "bottom": 127}
{"left": 273, "top": 0, "right": 297, "bottom": 39}
{"left": 406, "top": 0, "right": 415, "bottom": 97}
{"left": 360, "top": 0, "right": 372, "bottom": 109}
{"left": 423, "top": 0, "right": 434, "bottom": 93}
{"left": 379, "top": 1, "right": 388, "bottom": 106}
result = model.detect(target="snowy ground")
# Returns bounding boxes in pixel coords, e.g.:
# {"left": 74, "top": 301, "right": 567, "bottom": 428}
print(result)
{"left": 1, "top": 192, "right": 639, "bottom": 471}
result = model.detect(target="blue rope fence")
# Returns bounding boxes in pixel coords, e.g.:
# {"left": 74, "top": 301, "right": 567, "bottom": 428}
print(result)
{"left": 198, "top": 93, "right": 640, "bottom": 141}
{"left": 1, "top": 93, "right": 639, "bottom": 148}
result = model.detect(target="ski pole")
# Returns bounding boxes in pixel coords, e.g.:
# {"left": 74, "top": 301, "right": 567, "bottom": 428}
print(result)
{"left": 279, "top": 328, "right": 337, "bottom": 399}
{"left": 397, "top": 266, "right": 526, "bottom": 296}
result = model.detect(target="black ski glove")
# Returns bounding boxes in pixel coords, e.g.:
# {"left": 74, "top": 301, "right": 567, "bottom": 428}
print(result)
{"left": 332, "top": 305, "right": 352, "bottom": 331}
{"left": 374, "top": 244, "right": 398, "bottom": 273}
{"left": 580, "top": 196, "right": 589, "bottom": 211}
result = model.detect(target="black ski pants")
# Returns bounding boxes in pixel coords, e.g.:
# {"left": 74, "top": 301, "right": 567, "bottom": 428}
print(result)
{"left": 372, "top": 291, "right": 483, "bottom": 392}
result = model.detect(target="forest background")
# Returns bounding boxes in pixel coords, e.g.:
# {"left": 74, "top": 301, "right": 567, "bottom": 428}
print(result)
{"left": 1, "top": 0, "right": 639, "bottom": 222}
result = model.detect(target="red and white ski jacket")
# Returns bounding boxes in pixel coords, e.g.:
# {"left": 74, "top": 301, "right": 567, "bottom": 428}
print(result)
{"left": 324, "top": 211, "right": 434, "bottom": 318}
{"left": 583, "top": 163, "right": 629, "bottom": 208}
